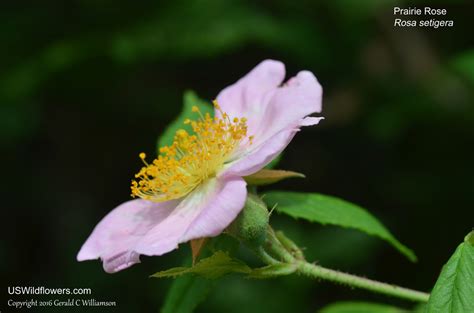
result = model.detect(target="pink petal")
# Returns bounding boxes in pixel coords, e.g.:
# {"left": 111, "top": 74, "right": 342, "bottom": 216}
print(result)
{"left": 222, "top": 117, "right": 323, "bottom": 177}
{"left": 77, "top": 199, "right": 179, "bottom": 273}
{"left": 256, "top": 71, "right": 323, "bottom": 143}
{"left": 216, "top": 61, "right": 323, "bottom": 176}
{"left": 136, "top": 176, "right": 247, "bottom": 255}
{"left": 216, "top": 59, "right": 285, "bottom": 135}
{"left": 217, "top": 62, "right": 322, "bottom": 144}
{"left": 77, "top": 177, "right": 246, "bottom": 273}
{"left": 300, "top": 116, "right": 324, "bottom": 126}
{"left": 182, "top": 176, "right": 247, "bottom": 240}
{"left": 221, "top": 71, "right": 322, "bottom": 176}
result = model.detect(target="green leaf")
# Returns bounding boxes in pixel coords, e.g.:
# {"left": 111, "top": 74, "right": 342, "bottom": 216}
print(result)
{"left": 319, "top": 301, "right": 408, "bottom": 313}
{"left": 152, "top": 251, "right": 251, "bottom": 279}
{"left": 425, "top": 231, "right": 474, "bottom": 313}
{"left": 157, "top": 90, "right": 214, "bottom": 152}
{"left": 160, "top": 235, "right": 239, "bottom": 313}
{"left": 160, "top": 275, "right": 214, "bottom": 313}
{"left": 265, "top": 153, "right": 283, "bottom": 169}
{"left": 264, "top": 192, "right": 417, "bottom": 262}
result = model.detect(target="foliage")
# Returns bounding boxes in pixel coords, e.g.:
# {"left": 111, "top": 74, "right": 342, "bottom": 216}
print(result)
{"left": 265, "top": 191, "right": 416, "bottom": 261}
{"left": 153, "top": 251, "right": 252, "bottom": 279}
{"left": 160, "top": 275, "right": 214, "bottom": 313}
{"left": 151, "top": 91, "right": 470, "bottom": 313}
{"left": 319, "top": 301, "right": 408, "bottom": 313}
{"left": 157, "top": 90, "right": 214, "bottom": 151}
{"left": 2, "top": 1, "right": 473, "bottom": 313}
{"left": 154, "top": 251, "right": 298, "bottom": 280}
{"left": 451, "top": 49, "right": 474, "bottom": 85}
{"left": 424, "top": 231, "right": 474, "bottom": 313}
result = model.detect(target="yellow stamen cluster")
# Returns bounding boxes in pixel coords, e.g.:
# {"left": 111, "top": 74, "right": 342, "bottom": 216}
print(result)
{"left": 131, "top": 102, "right": 252, "bottom": 202}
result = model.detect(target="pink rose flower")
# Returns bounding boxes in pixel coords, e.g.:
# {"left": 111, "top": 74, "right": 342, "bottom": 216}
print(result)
{"left": 77, "top": 60, "right": 323, "bottom": 273}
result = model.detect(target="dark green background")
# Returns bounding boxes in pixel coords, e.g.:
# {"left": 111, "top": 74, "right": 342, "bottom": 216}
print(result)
{"left": 1, "top": 0, "right": 473, "bottom": 312}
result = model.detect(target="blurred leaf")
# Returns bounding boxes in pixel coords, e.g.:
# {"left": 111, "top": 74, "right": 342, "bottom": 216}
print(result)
{"left": 265, "top": 153, "right": 283, "bottom": 169}
{"left": 152, "top": 251, "right": 251, "bottom": 279}
{"left": 451, "top": 49, "right": 474, "bottom": 85}
{"left": 265, "top": 192, "right": 417, "bottom": 262}
{"left": 157, "top": 90, "right": 213, "bottom": 152}
{"left": 160, "top": 275, "right": 214, "bottom": 313}
{"left": 161, "top": 235, "right": 240, "bottom": 312}
{"left": 319, "top": 301, "right": 407, "bottom": 313}
{"left": 207, "top": 233, "right": 240, "bottom": 255}
{"left": 247, "top": 263, "right": 297, "bottom": 279}
{"left": 414, "top": 304, "right": 426, "bottom": 313}
{"left": 425, "top": 231, "right": 474, "bottom": 313}
{"left": 244, "top": 169, "right": 304, "bottom": 186}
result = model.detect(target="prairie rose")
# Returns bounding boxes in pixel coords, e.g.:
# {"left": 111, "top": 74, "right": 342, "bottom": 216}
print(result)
{"left": 77, "top": 60, "right": 323, "bottom": 273}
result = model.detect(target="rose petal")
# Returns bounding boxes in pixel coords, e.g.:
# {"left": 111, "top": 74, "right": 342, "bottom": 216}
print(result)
{"left": 77, "top": 199, "right": 179, "bottom": 273}
{"left": 252, "top": 70, "right": 323, "bottom": 146}
{"left": 216, "top": 59, "right": 285, "bottom": 135}
{"left": 181, "top": 176, "right": 247, "bottom": 240}
{"left": 300, "top": 116, "right": 324, "bottom": 126}
{"left": 222, "top": 117, "right": 323, "bottom": 177}
{"left": 78, "top": 176, "right": 246, "bottom": 273}
{"left": 217, "top": 62, "right": 322, "bottom": 176}
{"left": 135, "top": 176, "right": 247, "bottom": 255}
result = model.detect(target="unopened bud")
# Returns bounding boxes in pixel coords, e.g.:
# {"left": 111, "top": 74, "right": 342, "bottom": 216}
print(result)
{"left": 227, "top": 194, "right": 269, "bottom": 247}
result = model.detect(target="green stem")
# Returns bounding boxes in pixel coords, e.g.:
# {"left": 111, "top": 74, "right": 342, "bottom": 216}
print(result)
{"left": 264, "top": 227, "right": 294, "bottom": 263}
{"left": 253, "top": 246, "right": 279, "bottom": 265}
{"left": 263, "top": 227, "right": 430, "bottom": 303}
{"left": 275, "top": 230, "right": 305, "bottom": 260}
{"left": 297, "top": 262, "right": 430, "bottom": 302}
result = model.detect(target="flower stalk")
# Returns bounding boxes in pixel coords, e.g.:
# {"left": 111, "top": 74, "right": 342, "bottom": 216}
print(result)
{"left": 297, "top": 262, "right": 430, "bottom": 302}
{"left": 258, "top": 227, "right": 430, "bottom": 302}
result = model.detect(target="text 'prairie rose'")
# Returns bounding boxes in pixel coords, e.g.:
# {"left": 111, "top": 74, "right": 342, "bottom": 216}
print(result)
{"left": 77, "top": 60, "right": 323, "bottom": 273}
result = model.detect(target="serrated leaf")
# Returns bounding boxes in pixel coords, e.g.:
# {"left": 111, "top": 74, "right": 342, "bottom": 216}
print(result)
{"left": 152, "top": 251, "right": 251, "bottom": 279}
{"left": 247, "top": 263, "right": 298, "bottom": 279}
{"left": 319, "top": 301, "right": 408, "bottom": 313}
{"left": 157, "top": 90, "right": 214, "bottom": 152}
{"left": 160, "top": 274, "right": 214, "bottom": 313}
{"left": 425, "top": 231, "right": 474, "bottom": 313}
{"left": 265, "top": 192, "right": 417, "bottom": 262}
{"left": 244, "top": 169, "right": 305, "bottom": 186}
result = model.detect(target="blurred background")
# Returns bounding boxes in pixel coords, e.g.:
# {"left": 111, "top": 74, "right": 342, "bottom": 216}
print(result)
{"left": 1, "top": 0, "right": 473, "bottom": 312}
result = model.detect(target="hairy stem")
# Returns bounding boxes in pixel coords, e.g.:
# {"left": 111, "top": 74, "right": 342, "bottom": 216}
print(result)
{"left": 263, "top": 227, "right": 430, "bottom": 303}
{"left": 264, "top": 227, "right": 294, "bottom": 263}
{"left": 297, "top": 261, "right": 430, "bottom": 302}
{"left": 253, "top": 246, "right": 279, "bottom": 265}
{"left": 275, "top": 230, "right": 305, "bottom": 260}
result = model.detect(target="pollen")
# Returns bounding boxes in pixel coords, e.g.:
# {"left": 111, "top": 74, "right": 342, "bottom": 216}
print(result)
{"left": 131, "top": 102, "right": 252, "bottom": 202}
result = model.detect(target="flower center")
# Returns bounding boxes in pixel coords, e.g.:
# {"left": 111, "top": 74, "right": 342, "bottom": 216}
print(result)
{"left": 131, "top": 101, "right": 253, "bottom": 202}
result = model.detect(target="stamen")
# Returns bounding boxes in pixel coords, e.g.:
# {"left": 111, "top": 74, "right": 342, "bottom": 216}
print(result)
{"left": 131, "top": 101, "right": 252, "bottom": 202}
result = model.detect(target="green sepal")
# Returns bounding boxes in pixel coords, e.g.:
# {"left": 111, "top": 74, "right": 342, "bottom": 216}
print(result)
{"left": 247, "top": 263, "right": 298, "bottom": 279}
{"left": 244, "top": 169, "right": 305, "bottom": 186}
{"left": 226, "top": 193, "right": 269, "bottom": 248}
